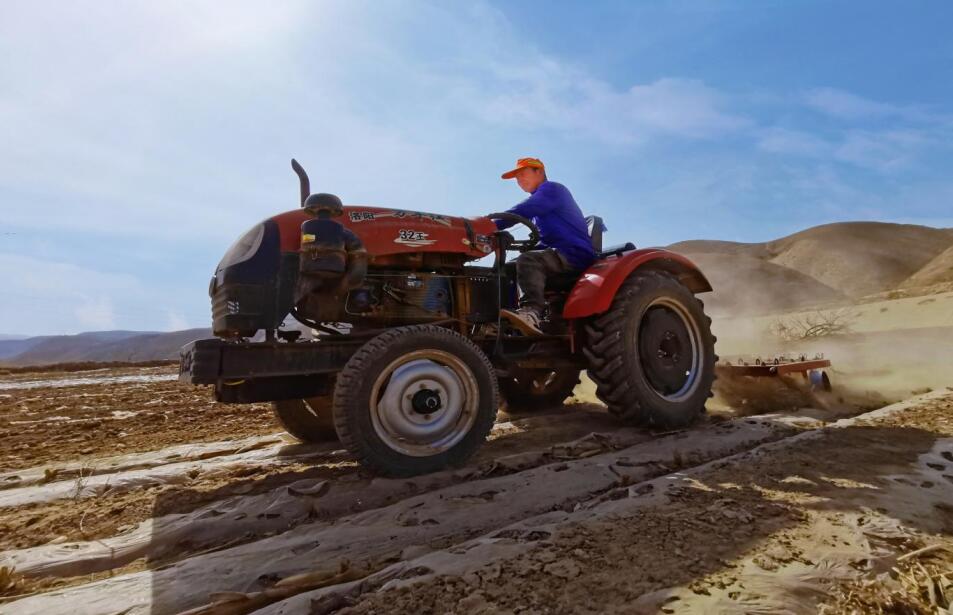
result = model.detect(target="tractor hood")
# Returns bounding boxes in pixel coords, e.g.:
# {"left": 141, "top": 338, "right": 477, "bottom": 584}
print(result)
{"left": 208, "top": 206, "right": 498, "bottom": 338}
{"left": 268, "top": 206, "right": 499, "bottom": 259}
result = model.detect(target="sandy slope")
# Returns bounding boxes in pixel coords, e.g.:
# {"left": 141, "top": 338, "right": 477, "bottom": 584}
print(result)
{"left": 671, "top": 221, "right": 953, "bottom": 314}
{"left": 764, "top": 222, "right": 953, "bottom": 297}
{"left": 680, "top": 252, "right": 845, "bottom": 316}
{"left": 713, "top": 290, "right": 953, "bottom": 398}
{"left": 901, "top": 243, "right": 953, "bottom": 288}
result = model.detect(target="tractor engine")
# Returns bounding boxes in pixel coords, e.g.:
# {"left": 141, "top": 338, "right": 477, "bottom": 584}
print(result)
{"left": 343, "top": 273, "right": 453, "bottom": 321}
{"left": 208, "top": 159, "right": 499, "bottom": 338}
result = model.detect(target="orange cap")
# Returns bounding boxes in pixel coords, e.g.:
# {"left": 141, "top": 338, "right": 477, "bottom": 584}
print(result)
{"left": 501, "top": 157, "right": 545, "bottom": 179}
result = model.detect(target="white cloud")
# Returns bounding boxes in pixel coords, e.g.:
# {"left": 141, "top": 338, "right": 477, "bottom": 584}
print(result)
{"left": 0, "top": 253, "right": 190, "bottom": 334}
{"left": 756, "top": 125, "right": 932, "bottom": 172}
{"left": 803, "top": 87, "right": 949, "bottom": 129}
{"left": 475, "top": 76, "right": 749, "bottom": 144}
{"left": 74, "top": 296, "right": 118, "bottom": 331}
{"left": 0, "top": 0, "right": 755, "bottom": 244}
{"left": 834, "top": 129, "right": 928, "bottom": 171}
{"left": 804, "top": 87, "right": 898, "bottom": 119}
{"left": 165, "top": 310, "right": 190, "bottom": 331}
{"left": 2, "top": 2, "right": 952, "bottom": 334}
{"left": 757, "top": 127, "right": 831, "bottom": 157}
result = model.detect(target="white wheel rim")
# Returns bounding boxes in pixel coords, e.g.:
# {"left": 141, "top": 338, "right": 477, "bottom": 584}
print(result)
{"left": 638, "top": 296, "right": 704, "bottom": 402}
{"left": 370, "top": 350, "right": 480, "bottom": 456}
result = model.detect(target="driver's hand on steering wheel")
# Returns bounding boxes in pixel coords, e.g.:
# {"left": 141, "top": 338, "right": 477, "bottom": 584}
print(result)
{"left": 494, "top": 230, "right": 515, "bottom": 244}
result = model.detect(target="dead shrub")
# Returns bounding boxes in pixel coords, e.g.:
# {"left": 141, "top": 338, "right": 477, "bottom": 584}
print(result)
{"left": 769, "top": 308, "right": 857, "bottom": 342}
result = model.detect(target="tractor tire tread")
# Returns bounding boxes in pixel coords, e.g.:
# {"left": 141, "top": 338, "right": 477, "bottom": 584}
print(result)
{"left": 583, "top": 270, "right": 716, "bottom": 426}
{"left": 333, "top": 324, "right": 498, "bottom": 477}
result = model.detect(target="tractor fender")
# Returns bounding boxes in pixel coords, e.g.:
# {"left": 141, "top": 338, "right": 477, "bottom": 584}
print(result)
{"left": 562, "top": 248, "right": 712, "bottom": 320}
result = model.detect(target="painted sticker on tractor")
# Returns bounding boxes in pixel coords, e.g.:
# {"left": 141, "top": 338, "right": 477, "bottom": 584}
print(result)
{"left": 395, "top": 229, "right": 437, "bottom": 247}
{"left": 348, "top": 211, "right": 377, "bottom": 222}
{"left": 350, "top": 209, "right": 451, "bottom": 226}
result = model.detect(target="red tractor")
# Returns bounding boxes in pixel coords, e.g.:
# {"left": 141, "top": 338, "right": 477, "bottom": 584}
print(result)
{"left": 180, "top": 160, "right": 717, "bottom": 476}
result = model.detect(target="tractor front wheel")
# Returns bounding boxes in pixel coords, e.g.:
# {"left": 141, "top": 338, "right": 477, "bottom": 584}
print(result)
{"left": 583, "top": 270, "right": 716, "bottom": 428}
{"left": 272, "top": 397, "right": 338, "bottom": 443}
{"left": 499, "top": 368, "right": 580, "bottom": 412}
{"left": 333, "top": 325, "right": 499, "bottom": 476}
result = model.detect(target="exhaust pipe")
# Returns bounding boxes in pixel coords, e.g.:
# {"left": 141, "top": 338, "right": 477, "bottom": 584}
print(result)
{"left": 291, "top": 158, "right": 310, "bottom": 206}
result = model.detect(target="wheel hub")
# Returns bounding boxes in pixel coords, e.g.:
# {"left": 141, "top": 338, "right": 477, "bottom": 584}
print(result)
{"left": 411, "top": 389, "right": 442, "bottom": 415}
{"left": 370, "top": 354, "right": 479, "bottom": 457}
{"left": 638, "top": 302, "right": 700, "bottom": 400}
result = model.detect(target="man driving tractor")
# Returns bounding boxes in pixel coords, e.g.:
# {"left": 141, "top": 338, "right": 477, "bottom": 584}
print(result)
{"left": 494, "top": 157, "right": 596, "bottom": 335}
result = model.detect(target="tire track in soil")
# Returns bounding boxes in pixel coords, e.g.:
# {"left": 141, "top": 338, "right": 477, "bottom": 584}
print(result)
{"left": 313, "top": 392, "right": 953, "bottom": 615}
{"left": 0, "top": 365, "right": 890, "bottom": 613}
{"left": 2, "top": 413, "right": 802, "bottom": 615}
{"left": 0, "top": 405, "right": 617, "bottom": 553}
{"left": 0, "top": 406, "right": 642, "bottom": 574}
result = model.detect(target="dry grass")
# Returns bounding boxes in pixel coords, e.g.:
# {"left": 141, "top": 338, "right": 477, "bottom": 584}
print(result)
{"left": 770, "top": 308, "right": 858, "bottom": 342}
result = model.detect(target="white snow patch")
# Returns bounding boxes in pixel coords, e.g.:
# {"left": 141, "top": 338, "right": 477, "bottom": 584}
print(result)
{"left": 0, "top": 374, "right": 177, "bottom": 390}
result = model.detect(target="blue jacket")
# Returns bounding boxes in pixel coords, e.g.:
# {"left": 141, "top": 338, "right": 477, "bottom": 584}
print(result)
{"left": 494, "top": 181, "right": 596, "bottom": 270}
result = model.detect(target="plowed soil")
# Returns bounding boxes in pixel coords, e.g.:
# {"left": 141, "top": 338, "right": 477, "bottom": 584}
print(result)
{"left": 0, "top": 364, "right": 950, "bottom": 615}
{"left": 0, "top": 366, "right": 274, "bottom": 472}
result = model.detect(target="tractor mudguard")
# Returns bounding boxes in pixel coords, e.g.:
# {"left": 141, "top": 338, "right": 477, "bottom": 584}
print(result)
{"left": 562, "top": 248, "right": 712, "bottom": 320}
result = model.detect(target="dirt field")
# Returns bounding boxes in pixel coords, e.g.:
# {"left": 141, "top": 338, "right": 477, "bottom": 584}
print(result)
{"left": 0, "top": 355, "right": 950, "bottom": 614}
{"left": 0, "top": 365, "right": 276, "bottom": 472}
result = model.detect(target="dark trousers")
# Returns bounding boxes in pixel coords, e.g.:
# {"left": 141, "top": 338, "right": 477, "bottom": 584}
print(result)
{"left": 514, "top": 248, "right": 575, "bottom": 311}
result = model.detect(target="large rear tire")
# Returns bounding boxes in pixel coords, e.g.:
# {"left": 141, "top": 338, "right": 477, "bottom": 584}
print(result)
{"left": 583, "top": 270, "right": 716, "bottom": 428}
{"left": 499, "top": 368, "right": 580, "bottom": 412}
{"left": 333, "top": 325, "right": 499, "bottom": 477}
{"left": 272, "top": 397, "right": 338, "bottom": 443}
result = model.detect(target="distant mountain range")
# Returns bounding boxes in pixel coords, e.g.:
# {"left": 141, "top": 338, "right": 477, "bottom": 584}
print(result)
{"left": 0, "top": 329, "right": 212, "bottom": 366}
{"left": 2, "top": 221, "right": 950, "bottom": 366}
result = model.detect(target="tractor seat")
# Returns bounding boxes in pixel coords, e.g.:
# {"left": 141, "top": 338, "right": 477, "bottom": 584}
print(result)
{"left": 586, "top": 215, "right": 605, "bottom": 253}
{"left": 587, "top": 215, "right": 637, "bottom": 259}
{"left": 544, "top": 216, "right": 631, "bottom": 292}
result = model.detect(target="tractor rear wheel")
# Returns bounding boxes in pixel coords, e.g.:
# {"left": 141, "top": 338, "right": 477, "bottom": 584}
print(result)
{"left": 333, "top": 325, "right": 499, "bottom": 477}
{"left": 500, "top": 368, "right": 580, "bottom": 412}
{"left": 272, "top": 397, "right": 338, "bottom": 443}
{"left": 583, "top": 270, "right": 716, "bottom": 428}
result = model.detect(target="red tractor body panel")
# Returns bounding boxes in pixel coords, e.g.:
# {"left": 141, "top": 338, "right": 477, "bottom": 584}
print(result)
{"left": 268, "top": 207, "right": 710, "bottom": 321}
{"left": 562, "top": 248, "right": 712, "bottom": 320}
{"left": 270, "top": 207, "right": 498, "bottom": 259}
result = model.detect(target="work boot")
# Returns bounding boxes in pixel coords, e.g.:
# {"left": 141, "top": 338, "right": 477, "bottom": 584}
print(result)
{"left": 501, "top": 307, "right": 543, "bottom": 336}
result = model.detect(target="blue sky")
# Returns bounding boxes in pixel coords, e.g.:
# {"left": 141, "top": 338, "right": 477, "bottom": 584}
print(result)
{"left": 1, "top": 1, "right": 951, "bottom": 335}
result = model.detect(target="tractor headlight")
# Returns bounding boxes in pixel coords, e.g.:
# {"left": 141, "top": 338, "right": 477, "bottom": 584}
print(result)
{"left": 218, "top": 223, "right": 265, "bottom": 269}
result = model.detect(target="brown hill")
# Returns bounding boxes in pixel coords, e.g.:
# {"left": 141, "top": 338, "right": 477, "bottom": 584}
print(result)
{"left": 899, "top": 243, "right": 953, "bottom": 288}
{"left": 670, "top": 222, "right": 953, "bottom": 313}
{"left": 674, "top": 252, "right": 846, "bottom": 316}
{"left": 664, "top": 239, "right": 770, "bottom": 259}
{"left": 763, "top": 222, "right": 953, "bottom": 297}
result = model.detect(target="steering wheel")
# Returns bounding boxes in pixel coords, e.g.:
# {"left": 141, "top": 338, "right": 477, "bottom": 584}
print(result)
{"left": 486, "top": 212, "right": 540, "bottom": 252}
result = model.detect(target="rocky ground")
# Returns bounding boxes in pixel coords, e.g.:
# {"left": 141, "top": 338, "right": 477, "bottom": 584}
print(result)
{"left": 0, "top": 364, "right": 950, "bottom": 614}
